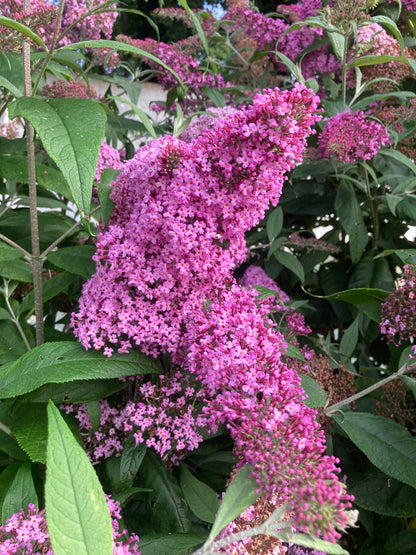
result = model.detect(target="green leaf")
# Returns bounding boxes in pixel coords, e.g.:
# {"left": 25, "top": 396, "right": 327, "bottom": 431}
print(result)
{"left": 45, "top": 401, "right": 113, "bottom": 555}
{"left": 401, "top": 375, "right": 416, "bottom": 400}
{"left": 0, "top": 259, "right": 33, "bottom": 282}
{"left": 274, "top": 250, "right": 305, "bottom": 283}
{"left": 378, "top": 148, "right": 416, "bottom": 175}
{"left": 10, "top": 403, "right": 48, "bottom": 463}
{"left": 19, "top": 271, "right": 77, "bottom": 313}
{"left": 180, "top": 464, "right": 219, "bottom": 523}
{"left": 0, "top": 75, "right": 22, "bottom": 98}
{"left": 335, "top": 181, "right": 368, "bottom": 264}
{"left": 97, "top": 168, "right": 118, "bottom": 225}
{"left": 178, "top": 0, "right": 210, "bottom": 57}
{"left": 273, "top": 51, "right": 304, "bottom": 82}
{"left": 333, "top": 412, "right": 416, "bottom": 490}
{"left": 0, "top": 242, "right": 24, "bottom": 262}
{"left": 25, "top": 379, "right": 127, "bottom": 404}
{"left": 0, "top": 16, "right": 47, "bottom": 50}
{"left": 305, "top": 287, "right": 389, "bottom": 322}
{"left": 208, "top": 464, "right": 260, "bottom": 541}
{"left": 349, "top": 469, "right": 416, "bottom": 518}
{"left": 339, "top": 316, "right": 359, "bottom": 359}
{"left": 0, "top": 341, "right": 160, "bottom": 399}
{"left": 1, "top": 462, "right": 38, "bottom": 523}
{"left": 0, "top": 429, "right": 27, "bottom": 460}
{"left": 137, "top": 533, "right": 207, "bottom": 555}
{"left": 285, "top": 343, "right": 307, "bottom": 362}
{"left": 107, "top": 95, "right": 157, "bottom": 138}
{"left": 200, "top": 87, "right": 226, "bottom": 108}
{"left": 60, "top": 40, "right": 184, "bottom": 89}
{"left": 47, "top": 245, "right": 96, "bottom": 279}
{"left": 140, "top": 450, "right": 192, "bottom": 534}
{"left": 300, "top": 374, "right": 327, "bottom": 408}
{"left": 393, "top": 249, "right": 416, "bottom": 265}
{"left": 8, "top": 97, "right": 107, "bottom": 216}
{"left": 119, "top": 436, "right": 147, "bottom": 490}
{"left": 266, "top": 206, "right": 283, "bottom": 242}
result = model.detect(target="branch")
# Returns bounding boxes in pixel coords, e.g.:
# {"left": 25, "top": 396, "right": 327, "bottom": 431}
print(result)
{"left": 325, "top": 359, "right": 416, "bottom": 415}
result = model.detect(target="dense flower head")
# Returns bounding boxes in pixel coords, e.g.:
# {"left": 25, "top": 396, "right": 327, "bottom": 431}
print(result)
{"left": 0, "top": 0, "right": 118, "bottom": 69}
{"left": 239, "top": 265, "right": 289, "bottom": 304}
{"left": 0, "top": 119, "right": 19, "bottom": 139}
{"left": 0, "top": 0, "right": 57, "bottom": 52}
{"left": 62, "top": 373, "right": 208, "bottom": 466}
{"left": 0, "top": 499, "right": 140, "bottom": 554}
{"left": 115, "top": 35, "right": 227, "bottom": 113}
{"left": 225, "top": 5, "right": 339, "bottom": 81}
{"left": 179, "top": 106, "right": 238, "bottom": 143}
{"left": 95, "top": 142, "right": 123, "bottom": 183}
{"left": 380, "top": 264, "right": 416, "bottom": 346}
{"left": 351, "top": 22, "right": 415, "bottom": 91}
{"left": 71, "top": 84, "right": 321, "bottom": 357}
{"left": 184, "top": 284, "right": 354, "bottom": 542}
{"left": 153, "top": 7, "right": 217, "bottom": 56}
{"left": 42, "top": 79, "right": 98, "bottom": 100}
{"left": 317, "top": 109, "right": 391, "bottom": 163}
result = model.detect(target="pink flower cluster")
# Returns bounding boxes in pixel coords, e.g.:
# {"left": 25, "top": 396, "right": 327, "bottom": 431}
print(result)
{"left": 184, "top": 285, "right": 353, "bottom": 542}
{"left": 72, "top": 84, "right": 354, "bottom": 541}
{"left": 72, "top": 84, "right": 321, "bottom": 357}
{"left": 226, "top": 4, "right": 339, "bottom": 81}
{"left": 95, "top": 142, "right": 123, "bottom": 184}
{"left": 179, "top": 107, "right": 238, "bottom": 143}
{"left": 352, "top": 22, "right": 414, "bottom": 91}
{"left": 42, "top": 80, "right": 98, "bottom": 100}
{"left": 0, "top": 0, "right": 118, "bottom": 69}
{"left": 239, "top": 265, "right": 289, "bottom": 304}
{"left": 62, "top": 373, "right": 208, "bottom": 466}
{"left": 381, "top": 264, "right": 416, "bottom": 347}
{"left": 0, "top": 0, "right": 56, "bottom": 52}
{"left": 115, "top": 35, "right": 227, "bottom": 113}
{"left": 0, "top": 498, "right": 140, "bottom": 554}
{"left": 317, "top": 109, "right": 391, "bottom": 163}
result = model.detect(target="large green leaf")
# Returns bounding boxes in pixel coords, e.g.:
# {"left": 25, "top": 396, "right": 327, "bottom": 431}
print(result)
{"left": 0, "top": 341, "right": 160, "bottom": 399}
{"left": 333, "top": 412, "right": 416, "bottom": 489}
{"left": 25, "top": 379, "right": 127, "bottom": 404}
{"left": 0, "top": 242, "right": 24, "bottom": 262}
{"left": 137, "top": 533, "right": 207, "bottom": 555}
{"left": 335, "top": 181, "right": 368, "bottom": 264}
{"left": 45, "top": 402, "right": 113, "bottom": 555}
{"left": 180, "top": 464, "right": 219, "bottom": 523}
{"left": 47, "top": 245, "right": 97, "bottom": 279}
{"left": 1, "top": 462, "right": 38, "bottom": 523}
{"left": 8, "top": 98, "right": 106, "bottom": 216}
{"left": 140, "top": 450, "right": 192, "bottom": 534}
{"left": 348, "top": 469, "right": 416, "bottom": 518}
{"left": 208, "top": 464, "right": 260, "bottom": 542}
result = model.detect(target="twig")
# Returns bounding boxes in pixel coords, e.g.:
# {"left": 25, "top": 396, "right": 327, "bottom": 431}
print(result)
{"left": 325, "top": 360, "right": 416, "bottom": 415}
